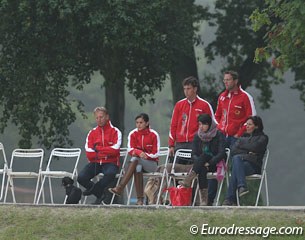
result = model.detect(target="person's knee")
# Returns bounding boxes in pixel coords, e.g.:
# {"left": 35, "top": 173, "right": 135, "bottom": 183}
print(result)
{"left": 136, "top": 164, "right": 142, "bottom": 173}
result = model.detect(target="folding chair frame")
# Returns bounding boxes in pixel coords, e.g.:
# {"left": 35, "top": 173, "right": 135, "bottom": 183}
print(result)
{"left": 0, "top": 142, "right": 9, "bottom": 201}
{"left": 193, "top": 148, "right": 230, "bottom": 206}
{"left": 82, "top": 148, "right": 129, "bottom": 205}
{"left": 164, "top": 149, "right": 196, "bottom": 206}
{"left": 126, "top": 147, "right": 170, "bottom": 206}
{"left": 236, "top": 149, "right": 270, "bottom": 206}
{"left": 36, "top": 148, "right": 82, "bottom": 204}
{"left": 4, "top": 148, "right": 44, "bottom": 204}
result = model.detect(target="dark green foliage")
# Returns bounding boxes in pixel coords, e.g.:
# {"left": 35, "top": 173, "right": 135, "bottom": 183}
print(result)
{"left": 202, "top": 0, "right": 280, "bottom": 109}
{"left": 251, "top": 0, "right": 305, "bottom": 109}
{"left": 0, "top": 0, "right": 207, "bottom": 148}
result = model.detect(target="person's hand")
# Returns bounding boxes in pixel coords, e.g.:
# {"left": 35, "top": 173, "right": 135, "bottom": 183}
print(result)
{"left": 93, "top": 143, "right": 98, "bottom": 153}
{"left": 169, "top": 147, "right": 175, "bottom": 157}
{"left": 204, "top": 162, "right": 210, "bottom": 170}
{"left": 139, "top": 151, "right": 147, "bottom": 159}
{"left": 132, "top": 150, "right": 138, "bottom": 156}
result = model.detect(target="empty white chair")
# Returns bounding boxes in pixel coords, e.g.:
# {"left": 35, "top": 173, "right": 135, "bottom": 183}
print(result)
{"left": 36, "top": 148, "right": 81, "bottom": 204}
{"left": 4, "top": 148, "right": 44, "bottom": 203}
{"left": 236, "top": 149, "right": 270, "bottom": 206}
{"left": 0, "top": 142, "right": 9, "bottom": 201}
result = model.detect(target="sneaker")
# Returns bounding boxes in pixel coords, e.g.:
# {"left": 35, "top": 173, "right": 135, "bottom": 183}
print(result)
{"left": 238, "top": 187, "right": 249, "bottom": 197}
{"left": 222, "top": 199, "right": 237, "bottom": 206}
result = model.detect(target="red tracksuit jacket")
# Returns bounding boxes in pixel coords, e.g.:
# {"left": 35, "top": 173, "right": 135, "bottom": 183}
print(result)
{"left": 127, "top": 128, "right": 160, "bottom": 162}
{"left": 215, "top": 86, "right": 256, "bottom": 137}
{"left": 168, "top": 96, "right": 215, "bottom": 146}
{"left": 85, "top": 120, "right": 122, "bottom": 166}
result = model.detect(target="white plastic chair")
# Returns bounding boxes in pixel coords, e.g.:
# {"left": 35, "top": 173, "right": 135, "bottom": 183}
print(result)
{"left": 83, "top": 148, "right": 128, "bottom": 204}
{"left": 4, "top": 148, "right": 44, "bottom": 203}
{"left": 126, "top": 146, "right": 170, "bottom": 206}
{"left": 0, "top": 142, "right": 9, "bottom": 201}
{"left": 36, "top": 148, "right": 81, "bottom": 204}
{"left": 236, "top": 149, "right": 270, "bottom": 206}
{"left": 193, "top": 148, "right": 230, "bottom": 206}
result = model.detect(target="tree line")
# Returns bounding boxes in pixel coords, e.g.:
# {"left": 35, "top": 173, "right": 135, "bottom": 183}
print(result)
{"left": 0, "top": 0, "right": 303, "bottom": 149}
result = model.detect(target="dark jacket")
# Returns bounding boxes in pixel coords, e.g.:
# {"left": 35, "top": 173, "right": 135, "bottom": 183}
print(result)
{"left": 231, "top": 129, "right": 269, "bottom": 169}
{"left": 191, "top": 130, "right": 226, "bottom": 166}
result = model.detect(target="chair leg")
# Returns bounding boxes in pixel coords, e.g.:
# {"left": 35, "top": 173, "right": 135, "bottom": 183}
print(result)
{"left": 265, "top": 173, "right": 269, "bottom": 206}
{"left": 36, "top": 176, "right": 46, "bottom": 204}
{"left": 215, "top": 179, "right": 224, "bottom": 206}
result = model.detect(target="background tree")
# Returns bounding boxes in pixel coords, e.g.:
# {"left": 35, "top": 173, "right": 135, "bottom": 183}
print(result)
{"left": 201, "top": 0, "right": 279, "bottom": 110}
{"left": 251, "top": 0, "right": 305, "bottom": 109}
{"left": 0, "top": 0, "right": 208, "bottom": 148}
{"left": 162, "top": 1, "right": 209, "bottom": 103}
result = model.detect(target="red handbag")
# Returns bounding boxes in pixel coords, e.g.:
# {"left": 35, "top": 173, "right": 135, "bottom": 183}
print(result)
{"left": 165, "top": 186, "right": 192, "bottom": 206}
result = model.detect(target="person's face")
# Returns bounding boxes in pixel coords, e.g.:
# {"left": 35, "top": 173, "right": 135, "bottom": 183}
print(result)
{"left": 95, "top": 110, "right": 109, "bottom": 127}
{"left": 183, "top": 84, "right": 197, "bottom": 101}
{"left": 246, "top": 119, "right": 257, "bottom": 134}
{"left": 223, "top": 73, "right": 238, "bottom": 91}
{"left": 198, "top": 121, "right": 210, "bottom": 133}
{"left": 136, "top": 117, "right": 149, "bottom": 131}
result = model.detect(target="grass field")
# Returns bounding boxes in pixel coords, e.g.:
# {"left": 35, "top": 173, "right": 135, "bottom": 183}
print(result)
{"left": 0, "top": 204, "right": 304, "bottom": 239}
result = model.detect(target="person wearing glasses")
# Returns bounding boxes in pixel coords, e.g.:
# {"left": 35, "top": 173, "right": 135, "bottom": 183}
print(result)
{"left": 209, "top": 70, "right": 257, "bottom": 206}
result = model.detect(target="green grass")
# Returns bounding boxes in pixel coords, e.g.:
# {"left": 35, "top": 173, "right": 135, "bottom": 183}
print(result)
{"left": 0, "top": 205, "right": 304, "bottom": 240}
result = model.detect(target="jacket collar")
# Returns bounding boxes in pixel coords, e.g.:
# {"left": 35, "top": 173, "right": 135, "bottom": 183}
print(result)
{"left": 224, "top": 86, "right": 242, "bottom": 98}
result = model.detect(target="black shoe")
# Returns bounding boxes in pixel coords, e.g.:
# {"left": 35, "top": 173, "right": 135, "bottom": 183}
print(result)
{"left": 91, "top": 196, "right": 103, "bottom": 205}
{"left": 238, "top": 187, "right": 249, "bottom": 197}
{"left": 83, "top": 185, "right": 94, "bottom": 196}
{"left": 222, "top": 199, "right": 237, "bottom": 206}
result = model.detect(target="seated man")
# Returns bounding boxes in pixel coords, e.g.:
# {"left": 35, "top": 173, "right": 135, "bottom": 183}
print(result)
{"left": 77, "top": 106, "right": 122, "bottom": 204}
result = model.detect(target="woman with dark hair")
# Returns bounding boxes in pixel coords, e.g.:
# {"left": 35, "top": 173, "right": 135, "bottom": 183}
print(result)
{"left": 109, "top": 113, "right": 160, "bottom": 205}
{"left": 223, "top": 116, "right": 269, "bottom": 206}
{"left": 178, "top": 113, "right": 226, "bottom": 206}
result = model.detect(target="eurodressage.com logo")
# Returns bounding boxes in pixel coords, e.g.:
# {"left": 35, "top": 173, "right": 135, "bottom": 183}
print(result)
{"left": 189, "top": 224, "right": 303, "bottom": 238}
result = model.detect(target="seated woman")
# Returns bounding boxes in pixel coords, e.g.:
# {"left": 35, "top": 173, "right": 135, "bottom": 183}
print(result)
{"left": 109, "top": 113, "right": 160, "bottom": 205}
{"left": 222, "top": 115, "right": 269, "bottom": 206}
{"left": 178, "top": 114, "right": 226, "bottom": 206}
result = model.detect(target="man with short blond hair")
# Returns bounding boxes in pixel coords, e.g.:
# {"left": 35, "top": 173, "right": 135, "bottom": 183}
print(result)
{"left": 77, "top": 106, "right": 122, "bottom": 204}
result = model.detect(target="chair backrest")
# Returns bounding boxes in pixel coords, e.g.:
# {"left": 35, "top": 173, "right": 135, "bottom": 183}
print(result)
{"left": 246, "top": 148, "right": 269, "bottom": 180}
{"left": 118, "top": 148, "right": 128, "bottom": 169}
{"left": 0, "top": 142, "right": 8, "bottom": 169}
{"left": 224, "top": 148, "right": 230, "bottom": 164}
{"left": 171, "top": 149, "right": 192, "bottom": 174}
{"left": 10, "top": 148, "right": 44, "bottom": 172}
{"left": 45, "top": 148, "right": 81, "bottom": 176}
{"left": 158, "top": 147, "right": 170, "bottom": 166}
{"left": 261, "top": 149, "right": 269, "bottom": 173}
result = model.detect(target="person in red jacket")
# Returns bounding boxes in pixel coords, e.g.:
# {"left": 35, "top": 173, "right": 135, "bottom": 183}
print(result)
{"left": 209, "top": 70, "right": 257, "bottom": 205}
{"left": 215, "top": 70, "right": 257, "bottom": 144}
{"left": 168, "top": 76, "right": 215, "bottom": 163}
{"left": 109, "top": 113, "right": 160, "bottom": 205}
{"left": 77, "top": 106, "right": 122, "bottom": 204}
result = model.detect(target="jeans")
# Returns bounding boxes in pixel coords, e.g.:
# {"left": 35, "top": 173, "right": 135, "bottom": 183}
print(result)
{"left": 77, "top": 162, "right": 118, "bottom": 198}
{"left": 225, "top": 155, "right": 260, "bottom": 202}
{"left": 208, "top": 134, "right": 237, "bottom": 204}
